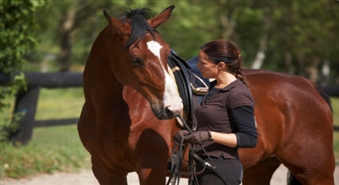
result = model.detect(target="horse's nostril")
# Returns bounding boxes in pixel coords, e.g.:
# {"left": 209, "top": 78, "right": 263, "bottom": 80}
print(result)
{"left": 165, "top": 106, "right": 180, "bottom": 117}
{"left": 164, "top": 107, "right": 172, "bottom": 117}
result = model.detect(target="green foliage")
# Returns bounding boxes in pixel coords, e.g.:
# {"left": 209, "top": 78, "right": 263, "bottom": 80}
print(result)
{"left": 0, "top": 0, "right": 45, "bottom": 142}
{"left": 0, "top": 0, "right": 45, "bottom": 74}
{"left": 0, "top": 73, "right": 27, "bottom": 142}
{"left": 29, "top": 0, "right": 339, "bottom": 84}
{"left": 0, "top": 110, "right": 25, "bottom": 143}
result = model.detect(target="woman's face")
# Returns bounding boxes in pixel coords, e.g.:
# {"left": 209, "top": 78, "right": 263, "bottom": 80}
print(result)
{"left": 196, "top": 50, "right": 219, "bottom": 79}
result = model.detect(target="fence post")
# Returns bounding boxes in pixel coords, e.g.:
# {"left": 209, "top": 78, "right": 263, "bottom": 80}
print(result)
{"left": 10, "top": 86, "right": 40, "bottom": 145}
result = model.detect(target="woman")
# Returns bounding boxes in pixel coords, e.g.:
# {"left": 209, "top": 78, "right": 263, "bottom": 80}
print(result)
{"left": 175, "top": 39, "right": 258, "bottom": 185}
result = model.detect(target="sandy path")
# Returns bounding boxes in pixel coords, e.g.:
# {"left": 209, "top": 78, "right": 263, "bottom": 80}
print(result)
{"left": 1, "top": 165, "right": 338, "bottom": 185}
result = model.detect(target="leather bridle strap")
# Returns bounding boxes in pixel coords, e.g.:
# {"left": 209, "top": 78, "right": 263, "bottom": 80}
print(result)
{"left": 174, "top": 153, "right": 206, "bottom": 176}
{"left": 167, "top": 138, "right": 207, "bottom": 185}
{"left": 167, "top": 115, "right": 207, "bottom": 185}
{"left": 168, "top": 115, "right": 231, "bottom": 185}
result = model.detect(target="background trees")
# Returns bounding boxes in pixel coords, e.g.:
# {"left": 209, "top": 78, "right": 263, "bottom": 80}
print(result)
{"left": 24, "top": 0, "right": 338, "bottom": 85}
{"left": 2, "top": 0, "right": 338, "bottom": 83}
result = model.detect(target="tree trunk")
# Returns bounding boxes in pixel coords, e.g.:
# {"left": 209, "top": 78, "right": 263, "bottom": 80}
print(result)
{"left": 305, "top": 57, "right": 320, "bottom": 83}
{"left": 218, "top": 0, "right": 240, "bottom": 40}
{"left": 220, "top": 14, "right": 234, "bottom": 39}
{"left": 57, "top": 1, "right": 79, "bottom": 72}
{"left": 251, "top": 9, "right": 270, "bottom": 69}
{"left": 320, "top": 60, "right": 330, "bottom": 86}
{"left": 284, "top": 53, "right": 294, "bottom": 74}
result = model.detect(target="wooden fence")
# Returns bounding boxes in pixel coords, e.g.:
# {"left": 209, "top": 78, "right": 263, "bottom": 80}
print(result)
{"left": 0, "top": 72, "right": 82, "bottom": 144}
{"left": 0, "top": 72, "right": 339, "bottom": 145}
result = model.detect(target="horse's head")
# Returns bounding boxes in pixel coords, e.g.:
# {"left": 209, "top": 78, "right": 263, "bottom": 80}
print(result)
{"left": 103, "top": 6, "right": 183, "bottom": 120}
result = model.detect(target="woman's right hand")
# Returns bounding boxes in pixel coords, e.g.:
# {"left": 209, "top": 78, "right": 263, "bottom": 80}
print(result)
{"left": 173, "top": 130, "right": 190, "bottom": 145}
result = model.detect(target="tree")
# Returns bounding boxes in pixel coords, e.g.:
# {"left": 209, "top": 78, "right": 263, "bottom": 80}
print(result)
{"left": 53, "top": 0, "right": 116, "bottom": 72}
{"left": 0, "top": 0, "right": 46, "bottom": 141}
{"left": 30, "top": 0, "right": 339, "bottom": 84}
{"left": 264, "top": 0, "right": 339, "bottom": 84}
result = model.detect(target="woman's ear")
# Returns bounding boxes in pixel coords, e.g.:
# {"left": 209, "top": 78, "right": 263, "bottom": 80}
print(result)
{"left": 218, "top": 62, "right": 226, "bottom": 69}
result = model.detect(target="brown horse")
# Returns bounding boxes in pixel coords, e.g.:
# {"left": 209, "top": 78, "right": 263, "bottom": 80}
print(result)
{"left": 78, "top": 6, "right": 335, "bottom": 185}
{"left": 78, "top": 6, "right": 183, "bottom": 185}
{"left": 241, "top": 69, "right": 335, "bottom": 185}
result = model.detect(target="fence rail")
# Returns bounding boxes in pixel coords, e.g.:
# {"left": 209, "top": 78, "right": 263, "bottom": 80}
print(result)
{"left": 0, "top": 72, "right": 339, "bottom": 144}
{"left": 0, "top": 72, "right": 82, "bottom": 144}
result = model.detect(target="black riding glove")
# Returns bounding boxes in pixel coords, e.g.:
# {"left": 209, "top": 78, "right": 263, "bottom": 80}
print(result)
{"left": 185, "top": 131, "right": 212, "bottom": 145}
{"left": 174, "top": 130, "right": 190, "bottom": 145}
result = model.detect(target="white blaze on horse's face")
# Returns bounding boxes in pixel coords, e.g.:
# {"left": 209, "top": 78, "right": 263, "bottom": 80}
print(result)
{"left": 146, "top": 41, "right": 183, "bottom": 116}
{"left": 147, "top": 41, "right": 162, "bottom": 59}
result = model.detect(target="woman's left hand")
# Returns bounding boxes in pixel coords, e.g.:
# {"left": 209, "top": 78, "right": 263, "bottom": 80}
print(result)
{"left": 186, "top": 131, "right": 212, "bottom": 145}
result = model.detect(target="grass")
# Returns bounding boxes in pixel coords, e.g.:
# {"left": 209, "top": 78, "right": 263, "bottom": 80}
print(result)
{"left": 332, "top": 97, "right": 339, "bottom": 161}
{"left": 0, "top": 88, "right": 90, "bottom": 179}
{"left": 0, "top": 89, "right": 338, "bottom": 179}
{"left": 35, "top": 88, "right": 84, "bottom": 120}
{"left": 0, "top": 125, "right": 90, "bottom": 178}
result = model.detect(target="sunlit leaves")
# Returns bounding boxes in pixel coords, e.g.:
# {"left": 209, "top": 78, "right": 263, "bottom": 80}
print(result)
{"left": 0, "top": 0, "right": 45, "bottom": 142}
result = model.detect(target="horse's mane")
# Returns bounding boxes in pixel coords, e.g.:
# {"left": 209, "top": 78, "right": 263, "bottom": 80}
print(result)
{"left": 315, "top": 85, "right": 333, "bottom": 112}
{"left": 122, "top": 7, "right": 158, "bottom": 48}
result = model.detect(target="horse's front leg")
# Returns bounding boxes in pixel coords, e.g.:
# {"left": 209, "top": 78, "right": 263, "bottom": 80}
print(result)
{"left": 136, "top": 156, "right": 168, "bottom": 185}
{"left": 91, "top": 157, "right": 128, "bottom": 185}
{"left": 242, "top": 157, "right": 281, "bottom": 185}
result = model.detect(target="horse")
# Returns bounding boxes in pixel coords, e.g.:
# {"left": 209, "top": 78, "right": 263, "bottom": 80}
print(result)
{"left": 239, "top": 69, "right": 335, "bottom": 184}
{"left": 78, "top": 6, "right": 183, "bottom": 185}
{"left": 78, "top": 5, "right": 335, "bottom": 185}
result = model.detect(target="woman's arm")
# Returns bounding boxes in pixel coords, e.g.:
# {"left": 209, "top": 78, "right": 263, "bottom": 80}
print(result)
{"left": 210, "top": 106, "right": 258, "bottom": 148}
{"left": 209, "top": 131, "right": 237, "bottom": 148}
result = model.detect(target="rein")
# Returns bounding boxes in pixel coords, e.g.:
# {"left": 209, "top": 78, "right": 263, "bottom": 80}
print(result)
{"left": 166, "top": 51, "right": 205, "bottom": 185}
{"left": 166, "top": 115, "right": 206, "bottom": 185}
{"left": 167, "top": 115, "right": 230, "bottom": 185}
{"left": 166, "top": 51, "right": 230, "bottom": 185}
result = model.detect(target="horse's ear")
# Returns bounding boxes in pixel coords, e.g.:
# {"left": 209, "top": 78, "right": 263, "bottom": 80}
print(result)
{"left": 148, "top": 5, "right": 175, "bottom": 29}
{"left": 103, "top": 10, "right": 126, "bottom": 33}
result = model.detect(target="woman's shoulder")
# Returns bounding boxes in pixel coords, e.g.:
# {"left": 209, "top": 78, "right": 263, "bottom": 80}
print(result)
{"left": 227, "top": 80, "right": 254, "bottom": 108}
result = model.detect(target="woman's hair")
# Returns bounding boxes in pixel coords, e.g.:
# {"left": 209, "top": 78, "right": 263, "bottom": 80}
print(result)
{"left": 200, "top": 39, "right": 247, "bottom": 86}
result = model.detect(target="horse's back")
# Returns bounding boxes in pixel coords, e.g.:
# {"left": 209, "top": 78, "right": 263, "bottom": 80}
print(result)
{"left": 244, "top": 69, "right": 333, "bottom": 141}
{"left": 244, "top": 69, "right": 332, "bottom": 117}
{"left": 241, "top": 69, "right": 335, "bottom": 184}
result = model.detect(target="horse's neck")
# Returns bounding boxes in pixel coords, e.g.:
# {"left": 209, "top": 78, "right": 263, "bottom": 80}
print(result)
{"left": 83, "top": 26, "right": 124, "bottom": 97}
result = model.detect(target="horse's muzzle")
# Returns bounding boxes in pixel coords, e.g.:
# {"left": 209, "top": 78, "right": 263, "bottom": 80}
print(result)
{"left": 151, "top": 102, "right": 183, "bottom": 120}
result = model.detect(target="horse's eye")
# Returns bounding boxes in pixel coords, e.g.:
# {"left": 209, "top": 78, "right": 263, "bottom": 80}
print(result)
{"left": 132, "top": 58, "right": 144, "bottom": 66}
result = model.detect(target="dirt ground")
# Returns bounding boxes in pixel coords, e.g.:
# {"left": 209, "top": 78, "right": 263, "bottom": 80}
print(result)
{"left": 1, "top": 165, "right": 338, "bottom": 185}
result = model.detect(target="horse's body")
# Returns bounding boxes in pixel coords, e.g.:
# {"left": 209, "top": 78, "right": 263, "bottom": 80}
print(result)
{"left": 78, "top": 6, "right": 335, "bottom": 185}
{"left": 241, "top": 69, "right": 335, "bottom": 185}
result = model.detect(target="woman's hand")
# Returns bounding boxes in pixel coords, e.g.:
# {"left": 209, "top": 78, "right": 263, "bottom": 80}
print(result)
{"left": 185, "top": 131, "right": 212, "bottom": 145}
{"left": 173, "top": 130, "right": 190, "bottom": 145}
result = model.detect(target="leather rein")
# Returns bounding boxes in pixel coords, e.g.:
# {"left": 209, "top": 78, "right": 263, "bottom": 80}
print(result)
{"left": 166, "top": 51, "right": 230, "bottom": 185}
{"left": 166, "top": 51, "right": 208, "bottom": 185}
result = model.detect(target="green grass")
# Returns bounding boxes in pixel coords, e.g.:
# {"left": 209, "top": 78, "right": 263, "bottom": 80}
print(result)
{"left": 0, "top": 88, "right": 90, "bottom": 179}
{"left": 0, "top": 125, "right": 90, "bottom": 178}
{"left": 332, "top": 97, "right": 339, "bottom": 161}
{"left": 0, "top": 89, "right": 338, "bottom": 179}
{"left": 35, "top": 88, "right": 84, "bottom": 120}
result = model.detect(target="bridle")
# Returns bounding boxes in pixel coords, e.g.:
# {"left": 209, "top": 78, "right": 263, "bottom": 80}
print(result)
{"left": 167, "top": 115, "right": 230, "bottom": 185}
{"left": 166, "top": 115, "right": 205, "bottom": 185}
